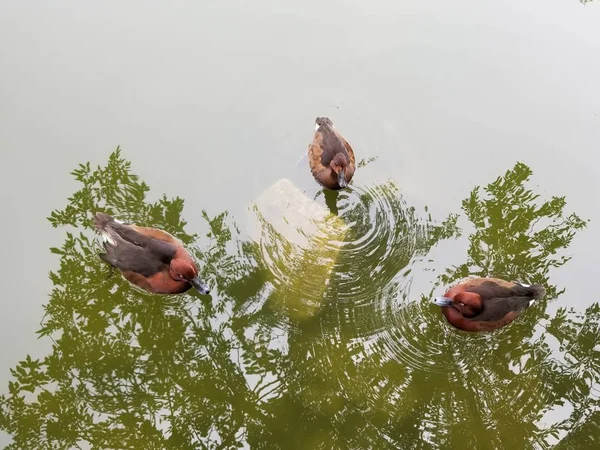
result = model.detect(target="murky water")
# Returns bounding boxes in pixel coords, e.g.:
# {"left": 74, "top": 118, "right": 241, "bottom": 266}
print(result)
{"left": 1, "top": 1, "right": 600, "bottom": 449}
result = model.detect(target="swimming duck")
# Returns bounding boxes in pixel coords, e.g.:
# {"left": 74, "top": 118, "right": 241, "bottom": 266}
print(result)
{"left": 433, "top": 278, "right": 545, "bottom": 332}
{"left": 308, "top": 117, "right": 356, "bottom": 190}
{"left": 93, "top": 212, "right": 210, "bottom": 295}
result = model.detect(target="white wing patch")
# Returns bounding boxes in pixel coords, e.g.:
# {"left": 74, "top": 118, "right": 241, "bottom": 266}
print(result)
{"left": 100, "top": 231, "right": 116, "bottom": 246}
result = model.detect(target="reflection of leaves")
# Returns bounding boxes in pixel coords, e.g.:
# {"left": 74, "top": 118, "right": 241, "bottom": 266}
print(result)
{"left": 1, "top": 148, "right": 254, "bottom": 449}
{"left": 47, "top": 147, "right": 195, "bottom": 244}
{"left": 405, "top": 162, "right": 592, "bottom": 449}
{"left": 242, "top": 181, "right": 461, "bottom": 448}
{"left": 556, "top": 410, "right": 600, "bottom": 450}
{"left": 544, "top": 303, "right": 600, "bottom": 439}
{"left": 443, "top": 162, "right": 587, "bottom": 300}
{"left": 1, "top": 151, "right": 598, "bottom": 449}
{"left": 356, "top": 156, "right": 379, "bottom": 168}
{"left": 247, "top": 161, "right": 591, "bottom": 449}
{"left": 334, "top": 182, "right": 460, "bottom": 302}
{"left": 198, "top": 210, "right": 250, "bottom": 302}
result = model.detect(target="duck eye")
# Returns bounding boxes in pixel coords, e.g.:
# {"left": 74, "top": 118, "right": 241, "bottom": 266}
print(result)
{"left": 459, "top": 302, "right": 465, "bottom": 307}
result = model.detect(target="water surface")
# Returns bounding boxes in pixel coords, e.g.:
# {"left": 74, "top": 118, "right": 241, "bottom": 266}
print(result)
{"left": 1, "top": 0, "right": 599, "bottom": 448}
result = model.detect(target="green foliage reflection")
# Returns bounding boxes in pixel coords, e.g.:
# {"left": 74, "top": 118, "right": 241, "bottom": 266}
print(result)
{"left": 442, "top": 162, "right": 587, "bottom": 300}
{"left": 0, "top": 151, "right": 596, "bottom": 449}
{"left": 1, "top": 149, "right": 254, "bottom": 449}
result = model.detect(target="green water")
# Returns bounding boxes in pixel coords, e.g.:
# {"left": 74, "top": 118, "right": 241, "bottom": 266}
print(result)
{"left": 1, "top": 0, "right": 600, "bottom": 449}
{"left": 0, "top": 150, "right": 594, "bottom": 449}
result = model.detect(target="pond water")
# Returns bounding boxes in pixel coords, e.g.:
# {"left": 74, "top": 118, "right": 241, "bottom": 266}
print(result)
{"left": 1, "top": 0, "right": 600, "bottom": 448}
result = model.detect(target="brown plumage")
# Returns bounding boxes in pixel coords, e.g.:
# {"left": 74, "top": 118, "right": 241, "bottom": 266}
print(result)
{"left": 433, "top": 278, "right": 545, "bottom": 332}
{"left": 93, "top": 212, "right": 210, "bottom": 295}
{"left": 308, "top": 117, "right": 356, "bottom": 190}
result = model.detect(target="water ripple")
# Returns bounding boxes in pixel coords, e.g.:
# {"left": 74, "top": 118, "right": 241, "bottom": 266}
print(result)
{"left": 250, "top": 179, "right": 442, "bottom": 319}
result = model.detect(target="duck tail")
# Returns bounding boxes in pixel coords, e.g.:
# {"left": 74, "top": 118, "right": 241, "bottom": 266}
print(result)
{"left": 315, "top": 117, "right": 333, "bottom": 130}
{"left": 93, "top": 212, "right": 115, "bottom": 231}
{"left": 518, "top": 283, "right": 546, "bottom": 307}
{"left": 513, "top": 281, "right": 546, "bottom": 305}
{"left": 93, "top": 212, "right": 118, "bottom": 246}
{"left": 529, "top": 284, "right": 546, "bottom": 300}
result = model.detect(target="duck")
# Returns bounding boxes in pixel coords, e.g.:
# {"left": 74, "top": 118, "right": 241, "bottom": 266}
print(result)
{"left": 432, "top": 278, "right": 545, "bottom": 332}
{"left": 308, "top": 117, "right": 356, "bottom": 190}
{"left": 93, "top": 212, "right": 210, "bottom": 295}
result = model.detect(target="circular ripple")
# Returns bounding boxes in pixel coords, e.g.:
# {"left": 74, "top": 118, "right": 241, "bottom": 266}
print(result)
{"left": 317, "top": 276, "right": 555, "bottom": 442}
{"left": 254, "top": 180, "right": 437, "bottom": 320}
{"left": 252, "top": 168, "right": 555, "bottom": 442}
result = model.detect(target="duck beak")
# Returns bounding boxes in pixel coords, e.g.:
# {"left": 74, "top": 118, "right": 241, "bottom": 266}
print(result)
{"left": 433, "top": 297, "right": 453, "bottom": 307}
{"left": 190, "top": 277, "right": 210, "bottom": 295}
{"left": 337, "top": 170, "right": 348, "bottom": 188}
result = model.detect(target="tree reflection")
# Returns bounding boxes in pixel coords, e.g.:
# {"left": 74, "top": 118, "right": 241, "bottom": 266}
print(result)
{"left": 0, "top": 149, "right": 257, "bottom": 449}
{"left": 240, "top": 162, "right": 593, "bottom": 449}
{"left": 241, "top": 178, "right": 460, "bottom": 449}
{"left": 348, "top": 162, "right": 590, "bottom": 449}
{"left": 440, "top": 162, "right": 586, "bottom": 300}
{"left": 0, "top": 151, "right": 596, "bottom": 449}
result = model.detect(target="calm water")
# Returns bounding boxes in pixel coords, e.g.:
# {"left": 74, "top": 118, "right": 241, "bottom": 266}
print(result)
{"left": 1, "top": 0, "right": 600, "bottom": 449}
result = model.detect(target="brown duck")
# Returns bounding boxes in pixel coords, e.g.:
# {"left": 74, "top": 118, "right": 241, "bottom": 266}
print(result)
{"left": 93, "top": 212, "right": 210, "bottom": 295}
{"left": 308, "top": 117, "right": 356, "bottom": 190}
{"left": 433, "top": 278, "right": 545, "bottom": 332}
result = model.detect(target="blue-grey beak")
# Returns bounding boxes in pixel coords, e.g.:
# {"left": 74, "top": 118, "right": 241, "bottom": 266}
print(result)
{"left": 433, "top": 296, "right": 453, "bottom": 307}
{"left": 190, "top": 277, "right": 210, "bottom": 295}
{"left": 338, "top": 170, "right": 347, "bottom": 188}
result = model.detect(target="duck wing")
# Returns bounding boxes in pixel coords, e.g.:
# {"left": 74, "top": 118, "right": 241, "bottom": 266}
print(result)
{"left": 317, "top": 125, "right": 350, "bottom": 167}
{"left": 465, "top": 280, "right": 543, "bottom": 322}
{"left": 466, "top": 280, "right": 539, "bottom": 299}
{"left": 94, "top": 213, "right": 177, "bottom": 274}
{"left": 99, "top": 239, "right": 168, "bottom": 277}
{"left": 338, "top": 134, "right": 355, "bottom": 166}
{"left": 473, "top": 296, "right": 533, "bottom": 323}
{"left": 102, "top": 221, "right": 177, "bottom": 264}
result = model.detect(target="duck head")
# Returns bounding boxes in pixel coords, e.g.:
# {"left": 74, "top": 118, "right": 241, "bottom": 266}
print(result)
{"left": 433, "top": 292, "right": 482, "bottom": 317}
{"left": 330, "top": 153, "right": 349, "bottom": 188}
{"left": 169, "top": 258, "right": 210, "bottom": 295}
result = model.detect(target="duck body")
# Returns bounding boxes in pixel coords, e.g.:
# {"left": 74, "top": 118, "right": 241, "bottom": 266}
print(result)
{"left": 93, "top": 212, "right": 209, "bottom": 295}
{"left": 308, "top": 117, "right": 356, "bottom": 190}
{"left": 433, "top": 278, "right": 545, "bottom": 332}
